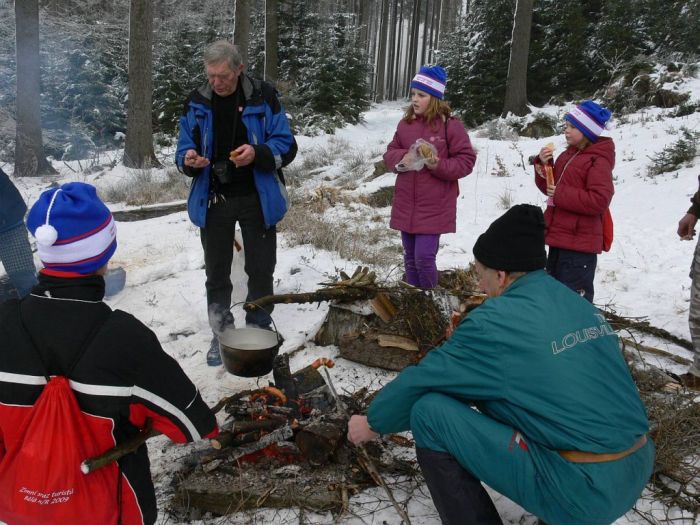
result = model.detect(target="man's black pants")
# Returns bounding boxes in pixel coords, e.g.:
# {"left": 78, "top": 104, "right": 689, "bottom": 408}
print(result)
{"left": 200, "top": 193, "right": 276, "bottom": 329}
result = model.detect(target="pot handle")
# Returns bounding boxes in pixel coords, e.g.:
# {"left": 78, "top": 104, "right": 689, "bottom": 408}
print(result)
{"left": 230, "top": 301, "right": 283, "bottom": 344}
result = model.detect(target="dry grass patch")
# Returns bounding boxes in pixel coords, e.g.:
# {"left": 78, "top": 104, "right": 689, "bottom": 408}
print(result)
{"left": 280, "top": 196, "right": 401, "bottom": 267}
{"left": 101, "top": 168, "right": 190, "bottom": 206}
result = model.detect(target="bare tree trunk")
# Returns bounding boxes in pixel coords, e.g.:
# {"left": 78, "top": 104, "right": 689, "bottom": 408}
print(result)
{"left": 264, "top": 0, "right": 278, "bottom": 84}
{"left": 406, "top": 0, "right": 422, "bottom": 97}
{"left": 358, "top": 0, "right": 371, "bottom": 53}
{"left": 386, "top": 0, "right": 398, "bottom": 99}
{"left": 374, "top": 0, "right": 390, "bottom": 101}
{"left": 502, "top": 0, "right": 534, "bottom": 117}
{"left": 428, "top": 0, "right": 439, "bottom": 63}
{"left": 14, "top": 0, "right": 55, "bottom": 177}
{"left": 123, "top": 0, "right": 159, "bottom": 169}
{"left": 420, "top": 0, "right": 429, "bottom": 65}
{"left": 234, "top": 0, "right": 250, "bottom": 64}
{"left": 393, "top": 0, "right": 405, "bottom": 99}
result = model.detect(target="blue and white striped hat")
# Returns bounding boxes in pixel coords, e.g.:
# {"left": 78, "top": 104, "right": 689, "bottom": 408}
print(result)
{"left": 410, "top": 65, "right": 447, "bottom": 100}
{"left": 565, "top": 100, "right": 612, "bottom": 142}
{"left": 27, "top": 182, "right": 116, "bottom": 275}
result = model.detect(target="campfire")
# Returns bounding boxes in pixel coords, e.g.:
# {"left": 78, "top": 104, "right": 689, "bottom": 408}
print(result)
{"left": 173, "top": 354, "right": 416, "bottom": 518}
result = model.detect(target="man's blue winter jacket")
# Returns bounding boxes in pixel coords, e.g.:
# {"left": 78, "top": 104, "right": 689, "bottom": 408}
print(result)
{"left": 175, "top": 75, "right": 296, "bottom": 228}
{"left": 0, "top": 168, "right": 27, "bottom": 234}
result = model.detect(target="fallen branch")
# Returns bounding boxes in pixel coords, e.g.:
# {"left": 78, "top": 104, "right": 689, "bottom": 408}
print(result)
{"left": 602, "top": 309, "right": 693, "bottom": 351}
{"left": 620, "top": 337, "right": 691, "bottom": 366}
{"left": 244, "top": 287, "right": 377, "bottom": 311}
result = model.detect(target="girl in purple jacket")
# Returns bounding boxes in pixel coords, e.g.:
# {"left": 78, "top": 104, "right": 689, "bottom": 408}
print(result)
{"left": 384, "top": 65, "right": 477, "bottom": 288}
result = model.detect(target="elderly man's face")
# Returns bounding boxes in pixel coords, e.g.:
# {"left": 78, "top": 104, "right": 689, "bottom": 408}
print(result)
{"left": 474, "top": 260, "right": 507, "bottom": 297}
{"left": 206, "top": 61, "right": 244, "bottom": 97}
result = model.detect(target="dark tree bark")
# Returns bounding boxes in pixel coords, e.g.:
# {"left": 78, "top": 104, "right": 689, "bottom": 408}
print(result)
{"left": 502, "top": 0, "right": 534, "bottom": 117}
{"left": 123, "top": 0, "right": 159, "bottom": 168}
{"left": 14, "top": 0, "right": 55, "bottom": 177}
{"left": 407, "top": 0, "right": 422, "bottom": 97}
{"left": 386, "top": 0, "right": 398, "bottom": 98}
{"left": 358, "top": 0, "right": 371, "bottom": 52}
{"left": 392, "top": 0, "right": 405, "bottom": 99}
{"left": 234, "top": 0, "right": 250, "bottom": 64}
{"left": 264, "top": 0, "right": 278, "bottom": 84}
{"left": 374, "top": 0, "right": 390, "bottom": 101}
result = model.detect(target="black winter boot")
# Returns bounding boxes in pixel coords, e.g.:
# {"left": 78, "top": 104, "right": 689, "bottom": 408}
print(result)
{"left": 416, "top": 447, "right": 503, "bottom": 525}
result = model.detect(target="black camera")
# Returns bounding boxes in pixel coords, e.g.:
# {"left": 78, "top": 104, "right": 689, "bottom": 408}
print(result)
{"left": 212, "top": 160, "right": 234, "bottom": 184}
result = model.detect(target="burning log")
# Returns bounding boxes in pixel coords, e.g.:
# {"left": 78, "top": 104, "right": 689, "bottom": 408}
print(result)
{"left": 295, "top": 416, "right": 347, "bottom": 465}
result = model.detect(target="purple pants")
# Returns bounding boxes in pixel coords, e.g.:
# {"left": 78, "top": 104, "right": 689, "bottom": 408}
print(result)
{"left": 401, "top": 232, "right": 440, "bottom": 288}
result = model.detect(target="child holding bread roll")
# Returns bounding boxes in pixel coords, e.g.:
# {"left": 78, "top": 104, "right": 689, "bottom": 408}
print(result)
{"left": 384, "top": 65, "right": 476, "bottom": 288}
{"left": 532, "top": 100, "right": 615, "bottom": 302}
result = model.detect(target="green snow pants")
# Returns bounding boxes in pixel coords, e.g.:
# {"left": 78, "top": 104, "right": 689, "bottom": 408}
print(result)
{"left": 409, "top": 392, "right": 655, "bottom": 525}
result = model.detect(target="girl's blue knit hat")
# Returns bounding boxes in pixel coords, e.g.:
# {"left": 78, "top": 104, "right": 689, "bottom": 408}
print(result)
{"left": 410, "top": 65, "right": 447, "bottom": 99}
{"left": 565, "top": 100, "right": 612, "bottom": 142}
{"left": 27, "top": 182, "right": 117, "bottom": 275}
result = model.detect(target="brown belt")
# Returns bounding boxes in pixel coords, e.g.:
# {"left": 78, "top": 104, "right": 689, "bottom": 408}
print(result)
{"left": 559, "top": 434, "right": 647, "bottom": 463}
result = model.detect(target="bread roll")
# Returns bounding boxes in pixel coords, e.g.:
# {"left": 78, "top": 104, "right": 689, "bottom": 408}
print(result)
{"left": 418, "top": 143, "right": 434, "bottom": 159}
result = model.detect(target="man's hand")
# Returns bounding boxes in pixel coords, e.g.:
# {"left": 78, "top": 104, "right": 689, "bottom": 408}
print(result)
{"left": 184, "top": 149, "right": 210, "bottom": 169}
{"left": 230, "top": 144, "right": 255, "bottom": 167}
{"left": 678, "top": 213, "right": 698, "bottom": 240}
{"left": 347, "top": 415, "right": 379, "bottom": 445}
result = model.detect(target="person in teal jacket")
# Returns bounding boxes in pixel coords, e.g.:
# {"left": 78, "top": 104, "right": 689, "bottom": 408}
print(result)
{"left": 348, "top": 204, "right": 654, "bottom": 525}
{"left": 175, "top": 40, "right": 296, "bottom": 366}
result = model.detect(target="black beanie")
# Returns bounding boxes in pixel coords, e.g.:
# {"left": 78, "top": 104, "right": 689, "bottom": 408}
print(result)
{"left": 472, "top": 204, "right": 546, "bottom": 271}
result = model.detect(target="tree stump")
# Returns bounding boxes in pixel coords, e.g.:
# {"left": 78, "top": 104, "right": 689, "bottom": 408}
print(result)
{"left": 314, "top": 303, "right": 379, "bottom": 346}
{"left": 338, "top": 331, "right": 419, "bottom": 371}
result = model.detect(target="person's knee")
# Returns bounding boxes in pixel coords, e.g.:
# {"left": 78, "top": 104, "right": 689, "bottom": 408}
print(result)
{"left": 410, "top": 392, "right": 451, "bottom": 448}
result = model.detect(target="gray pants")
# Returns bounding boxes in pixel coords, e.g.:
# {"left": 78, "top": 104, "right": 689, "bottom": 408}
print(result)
{"left": 0, "top": 224, "right": 36, "bottom": 299}
{"left": 688, "top": 237, "right": 700, "bottom": 377}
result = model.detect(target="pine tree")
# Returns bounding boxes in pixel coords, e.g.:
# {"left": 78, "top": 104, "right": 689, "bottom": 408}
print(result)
{"left": 439, "top": 0, "right": 514, "bottom": 125}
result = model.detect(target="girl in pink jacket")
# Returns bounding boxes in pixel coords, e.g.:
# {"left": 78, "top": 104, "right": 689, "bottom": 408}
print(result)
{"left": 384, "top": 65, "right": 477, "bottom": 288}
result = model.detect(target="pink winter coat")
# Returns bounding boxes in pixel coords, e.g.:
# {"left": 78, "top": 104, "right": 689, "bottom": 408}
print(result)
{"left": 534, "top": 137, "right": 615, "bottom": 254}
{"left": 384, "top": 116, "right": 476, "bottom": 234}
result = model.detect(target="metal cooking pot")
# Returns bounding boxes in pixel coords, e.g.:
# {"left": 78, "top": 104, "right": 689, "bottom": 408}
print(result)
{"left": 217, "top": 304, "right": 282, "bottom": 377}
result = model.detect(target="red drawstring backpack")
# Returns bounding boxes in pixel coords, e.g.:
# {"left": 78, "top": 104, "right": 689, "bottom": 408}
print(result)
{"left": 0, "top": 305, "right": 120, "bottom": 525}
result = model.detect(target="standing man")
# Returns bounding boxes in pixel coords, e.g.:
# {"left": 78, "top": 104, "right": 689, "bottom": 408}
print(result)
{"left": 676, "top": 176, "right": 700, "bottom": 389}
{"left": 176, "top": 40, "right": 297, "bottom": 366}
{"left": 348, "top": 204, "right": 654, "bottom": 525}
{"left": 0, "top": 167, "right": 37, "bottom": 301}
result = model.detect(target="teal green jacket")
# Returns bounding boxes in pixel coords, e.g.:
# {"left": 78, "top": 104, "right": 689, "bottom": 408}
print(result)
{"left": 368, "top": 270, "right": 649, "bottom": 453}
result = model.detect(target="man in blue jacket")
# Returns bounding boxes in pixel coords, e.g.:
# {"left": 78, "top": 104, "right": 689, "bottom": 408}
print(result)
{"left": 0, "top": 167, "right": 37, "bottom": 301}
{"left": 348, "top": 204, "right": 654, "bottom": 525}
{"left": 176, "top": 40, "right": 296, "bottom": 366}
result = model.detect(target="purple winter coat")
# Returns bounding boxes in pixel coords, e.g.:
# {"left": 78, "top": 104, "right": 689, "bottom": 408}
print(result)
{"left": 384, "top": 116, "right": 476, "bottom": 234}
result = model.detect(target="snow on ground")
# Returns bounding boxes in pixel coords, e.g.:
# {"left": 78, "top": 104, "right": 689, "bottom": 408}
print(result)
{"left": 3, "top": 73, "right": 700, "bottom": 524}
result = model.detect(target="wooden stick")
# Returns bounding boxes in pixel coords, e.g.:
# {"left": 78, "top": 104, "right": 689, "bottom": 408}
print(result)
{"left": 81, "top": 422, "right": 158, "bottom": 474}
{"left": 82, "top": 394, "right": 231, "bottom": 474}
{"left": 321, "top": 368, "right": 412, "bottom": 525}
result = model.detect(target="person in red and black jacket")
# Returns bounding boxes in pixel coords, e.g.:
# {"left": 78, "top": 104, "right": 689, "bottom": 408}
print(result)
{"left": 0, "top": 183, "right": 219, "bottom": 525}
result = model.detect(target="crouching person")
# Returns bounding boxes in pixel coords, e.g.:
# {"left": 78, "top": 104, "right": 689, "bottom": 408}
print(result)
{"left": 348, "top": 204, "right": 654, "bottom": 525}
{"left": 0, "top": 183, "right": 219, "bottom": 525}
